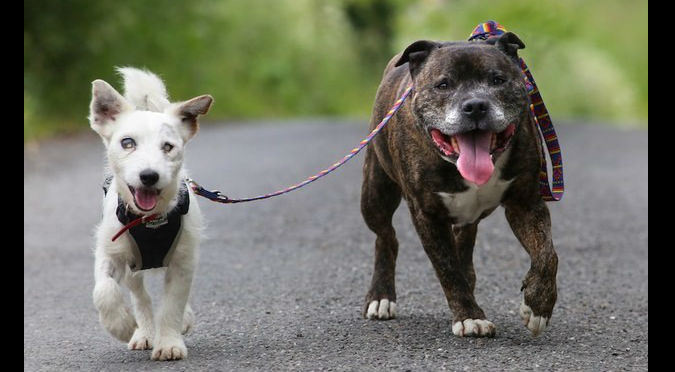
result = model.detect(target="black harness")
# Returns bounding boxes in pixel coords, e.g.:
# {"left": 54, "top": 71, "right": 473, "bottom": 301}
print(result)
{"left": 103, "top": 176, "right": 189, "bottom": 271}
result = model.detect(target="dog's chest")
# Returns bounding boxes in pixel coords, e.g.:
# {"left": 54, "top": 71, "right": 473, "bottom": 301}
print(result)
{"left": 436, "top": 154, "right": 512, "bottom": 226}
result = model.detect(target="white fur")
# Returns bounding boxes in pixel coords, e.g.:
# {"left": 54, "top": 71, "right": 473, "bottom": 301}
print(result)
{"left": 452, "top": 318, "right": 496, "bottom": 337}
{"left": 493, "top": 105, "right": 506, "bottom": 123}
{"left": 519, "top": 300, "right": 549, "bottom": 336}
{"left": 90, "top": 67, "right": 211, "bottom": 361}
{"left": 444, "top": 105, "right": 462, "bottom": 125}
{"left": 437, "top": 147, "right": 512, "bottom": 226}
{"left": 117, "top": 66, "right": 171, "bottom": 111}
{"left": 366, "top": 299, "right": 396, "bottom": 320}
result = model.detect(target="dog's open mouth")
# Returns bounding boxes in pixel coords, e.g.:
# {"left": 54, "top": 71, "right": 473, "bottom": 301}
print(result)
{"left": 430, "top": 123, "right": 516, "bottom": 185}
{"left": 128, "top": 185, "right": 161, "bottom": 211}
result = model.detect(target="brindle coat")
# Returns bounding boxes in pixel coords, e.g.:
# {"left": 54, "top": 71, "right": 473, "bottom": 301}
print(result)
{"left": 361, "top": 33, "right": 558, "bottom": 336}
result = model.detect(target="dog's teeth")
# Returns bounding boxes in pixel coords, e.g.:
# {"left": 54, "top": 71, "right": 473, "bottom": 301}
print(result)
{"left": 451, "top": 137, "right": 459, "bottom": 153}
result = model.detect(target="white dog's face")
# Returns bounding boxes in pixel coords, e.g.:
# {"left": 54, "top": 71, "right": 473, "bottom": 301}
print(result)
{"left": 90, "top": 79, "right": 212, "bottom": 215}
{"left": 107, "top": 111, "right": 187, "bottom": 213}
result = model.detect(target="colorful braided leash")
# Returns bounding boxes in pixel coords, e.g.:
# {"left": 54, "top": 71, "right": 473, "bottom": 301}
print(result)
{"left": 469, "top": 20, "right": 564, "bottom": 201}
{"left": 187, "top": 84, "right": 414, "bottom": 204}
{"left": 188, "top": 20, "right": 563, "bottom": 204}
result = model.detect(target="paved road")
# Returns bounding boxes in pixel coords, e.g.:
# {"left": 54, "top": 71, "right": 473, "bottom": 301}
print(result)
{"left": 24, "top": 120, "right": 647, "bottom": 372}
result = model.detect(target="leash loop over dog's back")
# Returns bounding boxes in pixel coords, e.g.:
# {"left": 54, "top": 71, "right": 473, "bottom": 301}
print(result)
{"left": 469, "top": 20, "right": 564, "bottom": 201}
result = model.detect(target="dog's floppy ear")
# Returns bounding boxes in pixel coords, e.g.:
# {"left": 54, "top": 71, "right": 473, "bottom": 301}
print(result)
{"left": 489, "top": 32, "right": 525, "bottom": 63}
{"left": 89, "top": 79, "right": 133, "bottom": 141}
{"left": 394, "top": 40, "right": 440, "bottom": 76}
{"left": 169, "top": 95, "right": 213, "bottom": 142}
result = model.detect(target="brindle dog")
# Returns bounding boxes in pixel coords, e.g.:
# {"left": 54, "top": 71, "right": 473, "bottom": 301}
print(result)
{"left": 361, "top": 32, "right": 558, "bottom": 337}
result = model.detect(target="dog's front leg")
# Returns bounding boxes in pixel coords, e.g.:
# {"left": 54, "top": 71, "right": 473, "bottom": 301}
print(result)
{"left": 93, "top": 254, "right": 137, "bottom": 342}
{"left": 452, "top": 222, "right": 479, "bottom": 292}
{"left": 361, "top": 149, "right": 402, "bottom": 320}
{"left": 408, "top": 204, "right": 495, "bottom": 337}
{"left": 126, "top": 272, "right": 154, "bottom": 350}
{"left": 152, "top": 252, "right": 195, "bottom": 361}
{"left": 504, "top": 198, "right": 558, "bottom": 336}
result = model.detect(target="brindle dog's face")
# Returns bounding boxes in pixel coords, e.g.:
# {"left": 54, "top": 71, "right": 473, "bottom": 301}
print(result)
{"left": 395, "top": 33, "right": 530, "bottom": 185}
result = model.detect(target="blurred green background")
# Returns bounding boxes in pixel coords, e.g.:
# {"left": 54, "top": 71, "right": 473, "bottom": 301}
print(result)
{"left": 24, "top": 0, "right": 647, "bottom": 142}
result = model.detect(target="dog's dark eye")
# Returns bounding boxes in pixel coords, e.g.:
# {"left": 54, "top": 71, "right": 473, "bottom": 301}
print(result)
{"left": 435, "top": 81, "right": 449, "bottom": 90}
{"left": 121, "top": 138, "right": 136, "bottom": 150}
{"left": 492, "top": 76, "right": 507, "bottom": 85}
{"left": 163, "top": 142, "right": 174, "bottom": 152}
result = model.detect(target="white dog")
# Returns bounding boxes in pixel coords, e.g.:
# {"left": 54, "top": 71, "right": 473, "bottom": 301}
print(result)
{"left": 89, "top": 67, "right": 212, "bottom": 360}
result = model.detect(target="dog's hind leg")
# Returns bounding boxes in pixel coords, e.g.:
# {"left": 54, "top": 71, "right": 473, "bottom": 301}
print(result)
{"left": 361, "top": 148, "right": 402, "bottom": 320}
{"left": 504, "top": 198, "right": 558, "bottom": 337}
{"left": 93, "top": 255, "right": 137, "bottom": 342}
{"left": 126, "top": 272, "right": 154, "bottom": 350}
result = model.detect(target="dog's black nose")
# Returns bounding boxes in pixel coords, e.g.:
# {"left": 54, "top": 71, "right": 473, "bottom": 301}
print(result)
{"left": 462, "top": 98, "right": 489, "bottom": 121}
{"left": 139, "top": 169, "right": 159, "bottom": 186}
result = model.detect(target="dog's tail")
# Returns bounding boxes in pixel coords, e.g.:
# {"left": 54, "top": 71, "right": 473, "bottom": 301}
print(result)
{"left": 116, "top": 66, "right": 171, "bottom": 112}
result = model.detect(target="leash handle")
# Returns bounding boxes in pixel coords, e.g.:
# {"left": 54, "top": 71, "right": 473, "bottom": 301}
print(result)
{"left": 520, "top": 59, "right": 564, "bottom": 201}
{"left": 188, "top": 84, "right": 414, "bottom": 204}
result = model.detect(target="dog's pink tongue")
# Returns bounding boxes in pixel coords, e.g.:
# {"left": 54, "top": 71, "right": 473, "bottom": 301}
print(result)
{"left": 135, "top": 188, "right": 158, "bottom": 211}
{"left": 455, "top": 131, "right": 494, "bottom": 185}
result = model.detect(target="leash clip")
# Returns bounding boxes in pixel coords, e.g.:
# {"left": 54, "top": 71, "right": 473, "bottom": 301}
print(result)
{"left": 186, "top": 178, "right": 231, "bottom": 203}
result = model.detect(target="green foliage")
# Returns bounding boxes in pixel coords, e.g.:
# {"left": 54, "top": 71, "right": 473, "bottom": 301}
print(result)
{"left": 24, "top": 0, "right": 647, "bottom": 141}
{"left": 393, "top": 0, "right": 648, "bottom": 126}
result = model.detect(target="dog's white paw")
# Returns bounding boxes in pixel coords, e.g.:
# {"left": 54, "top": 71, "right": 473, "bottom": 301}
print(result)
{"left": 128, "top": 328, "right": 153, "bottom": 350}
{"left": 519, "top": 300, "right": 549, "bottom": 336}
{"left": 97, "top": 308, "right": 137, "bottom": 342}
{"left": 182, "top": 306, "right": 194, "bottom": 335}
{"left": 366, "top": 299, "right": 396, "bottom": 320}
{"left": 94, "top": 279, "right": 138, "bottom": 342}
{"left": 151, "top": 336, "right": 187, "bottom": 361}
{"left": 452, "top": 319, "right": 496, "bottom": 337}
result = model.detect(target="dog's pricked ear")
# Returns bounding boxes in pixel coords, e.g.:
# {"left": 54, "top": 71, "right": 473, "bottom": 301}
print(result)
{"left": 171, "top": 95, "right": 213, "bottom": 141}
{"left": 394, "top": 40, "right": 440, "bottom": 76}
{"left": 89, "top": 79, "right": 133, "bottom": 140}
{"left": 490, "top": 32, "right": 525, "bottom": 63}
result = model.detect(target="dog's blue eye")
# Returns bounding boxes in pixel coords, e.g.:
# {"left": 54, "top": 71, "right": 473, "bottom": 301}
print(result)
{"left": 163, "top": 142, "right": 174, "bottom": 152}
{"left": 121, "top": 138, "right": 136, "bottom": 149}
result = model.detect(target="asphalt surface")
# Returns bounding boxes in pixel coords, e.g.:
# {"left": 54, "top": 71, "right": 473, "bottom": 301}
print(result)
{"left": 24, "top": 120, "right": 648, "bottom": 372}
